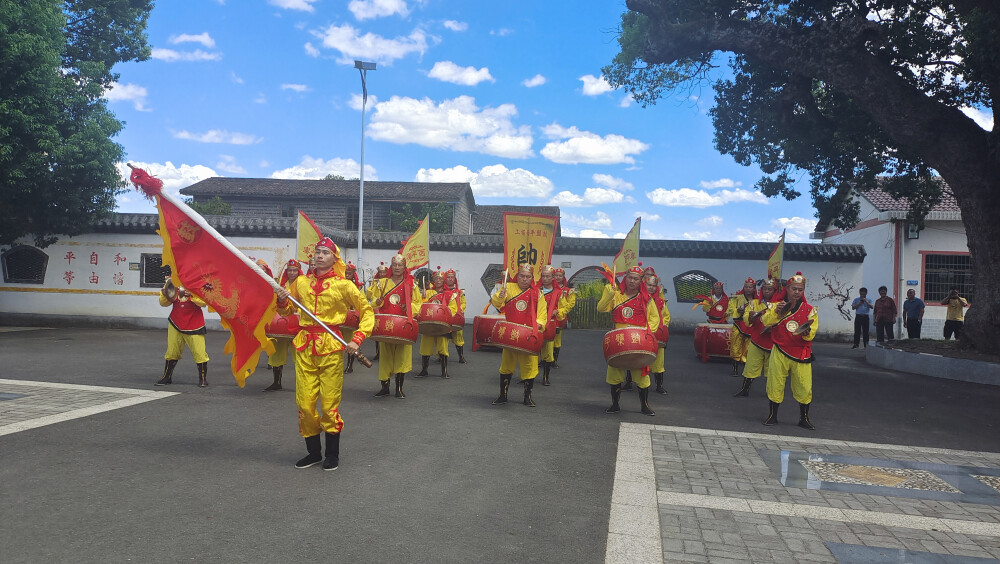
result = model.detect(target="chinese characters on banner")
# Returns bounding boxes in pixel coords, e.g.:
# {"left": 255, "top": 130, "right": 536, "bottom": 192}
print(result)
{"left": 502, "top": 212, "right": 559, "bottom": 282}
{"left": 399, "top": 214, "right": 430, "bottom": 271}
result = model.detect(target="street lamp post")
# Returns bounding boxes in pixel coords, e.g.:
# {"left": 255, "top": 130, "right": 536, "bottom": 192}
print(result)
{"left": 354, "top": 60, "right": 376, "bottom": 270}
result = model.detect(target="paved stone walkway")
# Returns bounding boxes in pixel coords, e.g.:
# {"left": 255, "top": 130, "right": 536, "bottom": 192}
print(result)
{"left": 609, "top": 424, "right": 1000, "bottom": 563}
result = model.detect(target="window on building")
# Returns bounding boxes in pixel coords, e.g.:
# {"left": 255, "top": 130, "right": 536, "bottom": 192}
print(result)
{"left": 673, "top": 270, "right": 717, "bottom": 303}
{"left": 280, "top": 205, "right": 297, "bottom": 218}
{"left": 1, "top": 246, "right": 48, "bottom": 284}
{"left": 140, "top": 253, "right": 171, "bottom": 288}
{"left": 923, "top": 254, "right": 974, "bottom": 303}
{"left": 345, "top": 205, "right": 374, "bottom": 231}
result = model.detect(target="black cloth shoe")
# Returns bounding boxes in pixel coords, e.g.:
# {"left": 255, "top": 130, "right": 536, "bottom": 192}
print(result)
{"left": 541, "top": 361, "right": 551, "bottom": 386}
{"left": 552, "top": 347, "right": 560, "bottom": 368}
{"left": 622, "top": 371, "right": 634, "bottom": 391}
{"left": 440, "top": 355, "right": 449, "bottom": 379}
{"left": 639, "top": 386, "right": 655, "bottom": 416}
{"left": 764, "top": 401, "right": 780, "bottom": 426}
{"left": 733, "top": 377, "right": 753, "bottom": 398}
{"left": 415, "top": 355, "right": 430, "bottom": 377}
{"left": 457, "top": 345, "right": 467, "bottom": 364}
{"left": 295, "top": 434, "right": 323, "bottom": 469}
{"left": 374, "top": 378, "right": 390, "bottom": 397}
{"left": 323, "top": 433, "right": 340, "bottom": 471}
{"left": 264, "top": 365, "right": 283, "bottom": 391}
{"left": 197, "top": 362, "right": 208, "bottom": 387}
{"left": 492, "top": 373, "right": 512, "bottom": 405}
{"left": 606, "top": 384, "right": 622, "bottom": 413}
{"left": 156, "top": 359, "right": 177, "bottom": 386}
{"left": 654, "top": 372, "right": 666, "bottom": 394}
{"left": 395, "top": 373, "right": 405, "bottom": 399}
{"left": 523, "top": 378, "right": 536, "bottom": 407}
{"left": 798, "top": 403, "right": 816, "bottom": 430}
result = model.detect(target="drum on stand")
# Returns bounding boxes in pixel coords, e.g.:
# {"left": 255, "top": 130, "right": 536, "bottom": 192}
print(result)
{"left": 602, "top": 327, "right": 658, "bottom": 369}
{"left": 491, "top": 320, "right": 543, "bottom": 355}
{"left": 418, "top": 303, "right": 453, "bottom": 336}
{"left": 655, "top": 325, "right": 670, "bottom": 347}
{"left": 265, "top": 313, "right": 301, "bottom": 340}
{"left": 340, "top": 309, "right": 360, "bottom": 335}
{"left": 542, "top": 320, "right": 557, "bottom": 342}
{"left": 694, "top": 323, "right": 732, "bottom": 363}
{"left": 451, "top": 312, "right": 466, "bottom": 331}
{"left": 472, "top": 314, "right": 504, "bottom": 351}
{"left": 371, "top": 314, "right": 419, "bottom": 345}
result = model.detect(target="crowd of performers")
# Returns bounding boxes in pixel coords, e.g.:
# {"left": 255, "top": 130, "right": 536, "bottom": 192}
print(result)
{"left": 154, "top": 238, "right": 818, "bottom": 470}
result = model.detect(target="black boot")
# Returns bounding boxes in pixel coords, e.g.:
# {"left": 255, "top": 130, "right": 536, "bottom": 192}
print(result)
{"left": 440, "top": 355, "right": 449, "bottom": 379}
{"left": 733, "top": 377, "right": 753, "bottom": 398}
{"left": 345, "top": 353, "right": 355, "bottom": 374}
{"left": 395, "top": 373, "right": 406, "bottom": 399}
{"left": 623, "top": 371, "right": 634, "bottom": 391}
{"left": 639, "top": 386, "right": 655, "bottom": 416}
{"left": 798, "top": 403, "right": 816, "bottom": 430}
{"left": 295, "top": 434, "right": 322, "bottom": 468}
{"left": 372, "top": 342, "right": 380, "bottom": 361}
{"left": 731, "top": 360, "right": 739, "bottom": 376}
{"left": 552, "top": 346, "right": 561, "bottom": 368}
{"left": 323, "top": 432, "right": 340, "bottom": 471}
{"left": 654, "top": 372, "right": 666, "bottom": 394}
{"left": 523, "top": 378, "right": 536, "bottom": 407}
{"left": 415, "top": 355, "right": 430, "bottom": 377}
{"left": 492, "top": 373, "right": 512, "bottom": 405}
{"left": 541, "top": 361, "right": 551, "bottom": 386}
{"left": 197, "top": 362, "right": 208, "bottom": 387}
{"left": 264, "top": 365, "right": 283, "bottom": 391}
{"left": 606, "top": 384, "right": 622, "bottom": 413}
{"left": 374, "top": 378, "right": 390, "bottom": 397}
{"left": 764, "top": 401, "right": 780, "bottom": 426}
{"left": 457, "top": 345, "right": 467, "bottom": 364}
{"left": 155, "top": 359, "right": 177, "bottom": 386}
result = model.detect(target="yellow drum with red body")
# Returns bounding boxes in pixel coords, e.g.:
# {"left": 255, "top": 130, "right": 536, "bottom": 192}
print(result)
{"left": 371, "top": 314, "right": 419, "bottom": 345}
{"left": 603, "top": 327, "right": 658, "bottom": 369}
{"left": 491, "top": 320, "right": 543, "bottom": 355}
{"left": 418, "top": 303, "right": 453, "bottom": 336}
{"left": 265, "top": 313, "right": 300, "bottom": 340}
{"left": 694, "top": 322, "right": 731, "bottom": 363}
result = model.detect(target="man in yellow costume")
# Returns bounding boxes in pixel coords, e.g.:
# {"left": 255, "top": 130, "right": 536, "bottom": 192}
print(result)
{"left": 727, "top": 278, "right": 758, "bottom": 376}
{"left": 415, "top": 269, "right": 457, "bottom": 379}
{"left": 156, "top": 278, "right": 210, "bottom": 387}
{"left": 275, "top": 237, "right": 375, "bottom": 471}
{"left": 598, "top": 266, "right": 661, "bottom": 416}
{"left": 551, "top": 267, "right": 576, "bottom": 368}
{"left": 734, "top": 277, "right": 779, "bottom": 398}
{"left": 369, "top": 254, "right": 422, "bottom": 399}
{"left": 761, "top": 272, "right": 818, "bottom": 430}
{"left": 444, "top": 268, "right": 468, "bottom": 364}
{"left": 538, "top": 265, "right": 570, "bottom": 386}
{"left": 490, "top": 264, "right": 548, "bottom": 407}
{"left": 261, "top": 259, "right": 302, "bottom": 392}
{"left": 645, "top": 274, "right": 671, "bottom": 395}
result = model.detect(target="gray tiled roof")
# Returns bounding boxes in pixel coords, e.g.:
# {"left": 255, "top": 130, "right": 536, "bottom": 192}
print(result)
{"left": 92, "top": 213, "right": 296, "bottom": 238}
{"left": 472, "top": 205, "right": 562, "bottom": 235}
{"left": 180, "top": 177, "right": 475, "bottom": 204}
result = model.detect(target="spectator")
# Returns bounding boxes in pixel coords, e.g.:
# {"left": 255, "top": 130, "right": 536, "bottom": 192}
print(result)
{"left": 940, "top": 287, "right": 970, "bottom": 340}
{"left": 873, "top": 285, "right": 897, "bottom": 344}
{"left": 902, "top": 289, "right": 925, "bottom": 339}
{"left": 851, "top": 287, "right": 873, "bottom": 348}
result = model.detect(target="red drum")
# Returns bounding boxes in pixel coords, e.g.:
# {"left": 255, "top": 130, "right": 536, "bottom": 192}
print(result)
{"left": 656, "top": 325, "right": 670, "bottom": 347}
{"left": 418, "top": 303, "right": 453, "bottom": 336}
{"left": 265, "top": 313, "right": 300, "bottom": 340}
{"left": 603, "top": 327, "right": 658, "bottom": 369}
{"left": 472, "top": 314, "right": 504, "bottom": 351}
{"left": 491, "top": 320, "right": 543, "bottom": 355}
{"left": 371, "top": 314, "right": 419, "bottom": 345}
{"left": 542, "top": 320, "right": 557, "bottom": 342}
{"left": 340, "top": 309, "right": 360, "bottom": 333}
{"left": 694, "top": 323, "right": 732, "bottom": 363}
{"left": 451, "top": 312, "right": 466, "bottom": 331}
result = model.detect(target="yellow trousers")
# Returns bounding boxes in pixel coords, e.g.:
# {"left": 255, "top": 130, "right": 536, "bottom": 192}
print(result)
{"left": 294, "top": 350, "right": 345, "bottom": 437}
{"left": 499, "top": 349, "right": 538, "bottom": 380}
{"left": 729, "top": 328, "right": 749, "bottom": 362}
{"left": 765, "top": 351, "right": 812, "bottom": 404}
{"left": 268, "top": 338, "right": 291, "bottom": 367}
{"left": 419, "top": 334, "right": 449, "bottom": 356}
{"left": 540, "top": 341, "right": 555, "bottom": 362}
{"left": 649, "top": 347, "right": 665, "bottom": 373}
{"left": 452, "top": 329, "right": 465, "bottom": 347}
{"left": 742, "top": 344, "right": 770, "bottom": 380}
{"left": 164, "top": 325, "right": 209, "bottom": 363}
{"left": 378, "top": 343, "right": 412, "bottom": 381}
{"left": 606, "top": 366, "right": 650, "bottom": 389}
{"left": 553, "top": 328, "right": 564, "bottom": 348}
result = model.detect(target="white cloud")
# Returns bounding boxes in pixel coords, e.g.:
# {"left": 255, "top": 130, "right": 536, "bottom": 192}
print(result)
{"left": 151, "top": 48, "right": 222, "bottom": 62}
{"left": 173, "top": 129, "right": 262, "bottom": 145}
{"left": 313, "top": 23, "right": 430, "bottom": 65}
{"left": 961, "top": 106, "right": 994, "bottom": 130}
{"left": 428, "top": 61, "right": 495, "bottom": 86}
{"left": 580, "top": 74, "right": 613, "bottom": 96}
{"left": 547, "top": 187, "right": 625, "bottom": 207}
{"left": 254, "top": 93, "right": 267, "bottom": 104}
{"left": 593, "top": 173, "right": 633, "bottom": 191}
{"left": 734, "top": 228, "right": 785, "bottom": 242}
{"left": 281, "top": 83, "right": 310, "bottom": 92}
{"left": 414, "top": 164, "right": 554, "bottom": 198}
{"left": 635, "top": 211, "right": 660, "bottom": 221}
{"left": 105, "top": 82, "right": 150, "bottom": 111}
{"left": 215, "top": 155, "right": 246, "bottom": 174}
{"left": 349, "top": 0, "right": 409, "bottom": 20}
{"left": 270, "top": 156, "right": 376, "bottom": 180}
{"left": 771, "top": 216, "right": 816, "bottom": 234}
{"left": 268, "top": 0, "right": 317, "bottom": 12}
{"left": 682, "top": 231, "right": 713, "bottom": 240}
{"left": 443, "top": 20, "right": 468, "bottom": 32}
{"left": 548, "top": 191, "right": 585, "bottom": 207}
{"left": 522, "top": 74, "right": 546, "bottom": 88}
{"left": 646, "top": 187, "right": 767, "bottom": 208}
{"left": 115, "top": 161, "right": 218, "bottom": 211}
{"left": 619, "top": 93, "right": 634, "bottom": 108}
{"left": 561, "top": 211, "right": 613, "bottom": 230}
{"left": 540, "top": 123, "right": 648, "bottom": 165}
{"left": 579, "top": 229, "right": 611, "bottom": 238}
{"left": 699, "top": 178, "right": 739, "bottom": 189}
{"left": 169, "top": 32, "right": 215, "bottom": 48}
{"left": 348, "top": 93, "right": 379, "bottom": 110}
{"left": 697, "top": 215, "right": 724, "bottom": 226}
{"left": 304, "top": 42, "right": 320, "bottom": 57}
{"left": 231, "top": 72, "right": 244, "bottom": 84}
{"left": 490, "top": 28, "right": 513, "bottom": 37}
{"left": 641, "top": 229, "right": 667, "bottom": 239}
{"left": 369, "top": 95, "right": 534, "bottom": 158}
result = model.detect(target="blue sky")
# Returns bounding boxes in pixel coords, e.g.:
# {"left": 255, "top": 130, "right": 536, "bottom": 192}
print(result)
{"left": 107, "top": 0, "right": 841, "bottom": 243}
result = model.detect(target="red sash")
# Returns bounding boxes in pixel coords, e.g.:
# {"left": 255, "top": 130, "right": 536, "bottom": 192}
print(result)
{"left": 377, "top": 279, "right": 411, "bottom": 317}
{"left": 732, "top": 294, "right": 753, "bottom": 335}
{"left": 169, "top": 299, "right": 206, "bottom": 334}
{"left": 612, "top": 293, "right": 648, "bottom": 327}
{"left": 747, "top": 301, "right": 775, "bottom": 351}
{"left": 770, "top": 301, "right": 814, "bottom": 362}
{"left": 707, "top": 294, "right": 729, "bottom": 323}
{"left": 542, "top": 285, "right": 563, "bottom": 326}
{"left": 504, "top": 287, "right": 539, "bottom": 328}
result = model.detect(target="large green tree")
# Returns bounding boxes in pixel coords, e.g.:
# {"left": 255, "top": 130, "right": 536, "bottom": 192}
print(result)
{"left": 605, "top": 0, "right": 999, "bottom": 352}
{"left": 1, "top": 0, "right": 153, "bottom": 248}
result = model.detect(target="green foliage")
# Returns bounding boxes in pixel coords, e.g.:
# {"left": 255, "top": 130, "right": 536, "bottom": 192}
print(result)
{"left": 0, "top": 0, "right": 153, "bottom": 248}
{"left": 323, "top": 174, "right": 347, "bottom": 180}
{"left": 573, "top": 279, "right": 609, "bottom": 300}
{"left": 185, "top": 196, "right": 232, "bottom": 216}
{"left": 390, "top": 202, "right": 454, "bottom": 234}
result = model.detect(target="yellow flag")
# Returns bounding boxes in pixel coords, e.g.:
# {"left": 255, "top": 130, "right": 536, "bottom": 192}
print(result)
{"left": 502, "top": 212, "right": 559, "bottom": 282}
{"left": 767, "top": 229, "right": 785, "bottom": 281}
{"left": 297, "top": 211, "right": 323, "bottom": 264}
{"left": 399, "top": 214, "right": 430, "bottom": 270}
{"left": 611, "top": 217, "right": 641, "bottom": 272}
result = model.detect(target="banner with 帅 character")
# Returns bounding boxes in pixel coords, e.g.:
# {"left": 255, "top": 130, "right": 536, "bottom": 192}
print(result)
{"left": 399, "top": 214, "right": 430, "bottom": 270}
{"left": 297, "top": 211, "right": 323, "bottom": 264}
{"left": 611, "top": 217, "right": 641, "bottom": 273}
{"left": 502, "top": 212, "right": 558, "bottom": 282}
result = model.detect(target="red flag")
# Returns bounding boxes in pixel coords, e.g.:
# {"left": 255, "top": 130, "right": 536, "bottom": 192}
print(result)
{"left": 130, "top": 166, "right": 277, "bottom": 387}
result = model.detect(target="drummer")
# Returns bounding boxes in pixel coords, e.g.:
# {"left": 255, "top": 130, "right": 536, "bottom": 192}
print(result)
{"left": 645, "top": 275, "right": 671, "bottom": 395}
{"left": 443, "top": 268, "right": 468, "bottom": 364}
{"left": 490, "top": 263, "right": 548, "bottom": 407}
{"left": 369, "top": 254, "right": 422, "bottom": 399}
{"left": 761, "top": 272, "right": 818, "bottom": 430}
{"left": 551, "top": 267, "right": 575, "bottom": 368}
{"left": 538, "top": 265, "right": 570, "bottom": 386}
{"left": 263, "top": 259, "right": 303, "bottom": 392}
{"left": 598, "top": 266, "right": 661, "bottom": 416}
{"left": 726, "top": 278, "right": 757, "bottom": 376}
{"left": 416, "top": 269, "right": 456, "bottom": 379}
{"left": 367, "top": 262, "right": 390, "bottom": 361}
{"left": 734, "top": 277, "right": 779, "bottom": 398}
{"left": 702, "top": 281, "right": 729, "bottom": 323}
